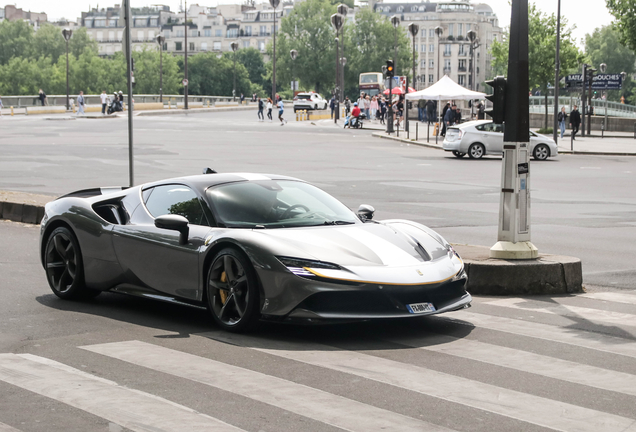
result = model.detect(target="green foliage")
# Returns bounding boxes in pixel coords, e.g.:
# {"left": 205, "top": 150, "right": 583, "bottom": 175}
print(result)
{"left": 223, "top": 47, "right": 267, "bottom": 87}
{"left": 0, "top": 20, "right": 34, "bottom": 65}
{"left": 180, "top": 53, "right": 251, "bottom": 97}
{"left": 537, "top": 127, "right": 553, "bottom": 134}
{"left": 606, "top": 0, "right": 636, "bottom": 52}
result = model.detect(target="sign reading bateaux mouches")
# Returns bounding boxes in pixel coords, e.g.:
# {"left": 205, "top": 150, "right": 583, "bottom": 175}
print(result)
{"left": 565, "top": 73, "right": 623, "bottom": 90}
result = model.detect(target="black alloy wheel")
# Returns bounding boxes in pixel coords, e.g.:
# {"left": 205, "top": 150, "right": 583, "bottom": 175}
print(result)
{"left": 468, "top": 143, "right": 485, "bottom": 159}
{"left": 44, "top": 227, "right": 99, "bottom": 299}
{"left": 207, "top": 248, "right": 260, "bottom": 332}
{"left": 452, "top": 151, "right": 466, "bottom": 158}
{"left": 533, "top": 144, "right": 550, "bottom": 161}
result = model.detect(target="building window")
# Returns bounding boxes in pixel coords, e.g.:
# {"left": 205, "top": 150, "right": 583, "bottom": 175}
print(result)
{"left": 215, "top": 29, "right": 222, "bottom": 37}
{"left": 227, "top": 28, "right": 238, "bottom": 38}
{"left": 96, "top": 31, "right": 103, "bottom": 41}
{"left": 201, "top": 42, "right": 208, "bottom": 51}
{"left": 243, "top": 41, "right": 250, "bottom": 48}
{"left": 421, "top": 44, "right": 425, "bottom": 52}
{"left": 86, "top": 20, "right": 93, "bottom": 28}
{"left": 191, "top": 29, "right": 197, "bottom": 37}
{"left": 429, "top": 28, "right": 434, "bottom": 38}
{"left": 163, "top": 30, "right": 170, "bottom": 38}
{"left": 444, "top": 44, "right": 451, "bottom": 55}
{"left": 150, "top": 18, "right": 158, "bottom": 27}
{"left": 429, "top": 44, "right": 434, "bottom": 52}
{"left": 458, "top": 75, "right": 465, "bottom": 85}
{"left": 414, "top": 44, "right": 418, "bottom": 52}
{"left": 189, "top": 42, "right": 195, "bottom": 51}
{"left": 108, "top": 19, "right": 116, "bottom": 27}
{"left": 134, "top": 18, "right": 146, "bottom": 28}
{"left": 118, "top": 31, "right": 123, "bottom": 40}
{"left": 444, "top": 59, "right": 451, "bottom": 71}
{"left": 109, "top": 31, "right": 115, "bottom": 41}
{"left": 163, "top": 42, "right": 167, "bottom": 50}
{"left": 244, "top": 25, "right": 251, "bottom": 36}
{"left": 204, "top": 29, "right": 211, "bottom": 37}
{"left": 137, "top": 30, "right": 144, "bottom": 40}
{"left": 458, "top": 23, "right": 463, "bottom": 37}
{"left": 448, "top": 23, "right": 454, "bottom": 36}
{"left": 397, "top": 6, "right": 404, "bottom": 12}
{"left": 176, "top": 30, "right": 184, "bottom": 37}
{"left": 429, "top": 74, "right": 434, "bottom": 83}
{"left": 175, "top": 41, "right": 182, "bottom": 50}
{"left": 421, "top": 60, "right": 426, "bottom": 68}
{"left": 148, "top": 30, "right": 155, "bottom": 40}
{"left": 95, "top": 19, "right": 106, "bottom": 27}
{"left": 260, "top": 25, "right": 267, "bottom": 36}
{"left": 258, "top": 41, "right": 265, "bottom": 52}
{"left": 458, "top": 59, "right": 466, "bottom": 71}
{"left": 429, "top": 59, "right": 434, "bottom": 68}
{"left": 214, "top": 41, "right": 221, "bottom": 50}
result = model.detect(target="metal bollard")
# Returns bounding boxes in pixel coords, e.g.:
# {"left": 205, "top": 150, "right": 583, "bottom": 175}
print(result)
{"left": 416, "top": 122, "right": 418, "bottom": 141}
{"left": 601, "top": 120, "right": 604, "bottom": 139}
{"left": 397, "top": 122, "right": 400, "bottom": 137}
{"left": 634, "top": 122, "right": 636, "bottom": 139}
{"left": 10, "top": 106, "right": 14, "bottom": 116}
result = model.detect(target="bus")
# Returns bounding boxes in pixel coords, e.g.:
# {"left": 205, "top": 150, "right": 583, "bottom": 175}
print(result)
{"left": 359, "top": 72, "right": 385, "bottom": 97}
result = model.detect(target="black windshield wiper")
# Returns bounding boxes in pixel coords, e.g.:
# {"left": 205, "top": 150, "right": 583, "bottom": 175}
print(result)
{"left": 323, "top": 220, "right": 355, "bottom": 225}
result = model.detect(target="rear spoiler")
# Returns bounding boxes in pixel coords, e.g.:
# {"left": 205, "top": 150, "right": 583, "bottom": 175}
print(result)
{"left": 57, "top": 187, "right": 129, "bottom": 200}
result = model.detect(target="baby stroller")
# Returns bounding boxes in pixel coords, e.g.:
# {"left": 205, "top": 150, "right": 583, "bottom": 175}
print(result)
{"left": 344, "top": 112, "right": 366, "bottom": 129}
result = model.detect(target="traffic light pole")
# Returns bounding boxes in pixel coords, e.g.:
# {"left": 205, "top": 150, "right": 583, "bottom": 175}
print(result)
{"left": 489, "top": 0, "right": 537, "bottom": 260}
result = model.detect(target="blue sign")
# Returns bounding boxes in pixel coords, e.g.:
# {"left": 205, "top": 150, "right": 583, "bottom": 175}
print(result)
{"left": 566, "top": 73, "right": 623, "bottom": 90}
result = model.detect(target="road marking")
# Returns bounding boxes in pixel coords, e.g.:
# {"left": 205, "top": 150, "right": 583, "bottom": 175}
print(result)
{"left": 580, "top": 167, "right": 601, "bottom": 169}
{"left": 0, "top": 353, "right": 244, "bottom": 432}
{"left": 0, "top": 423, "right": 21, "bottom": 432}
{"left": 579, "top": 291, "right": 636, "bottom": 305}
{"left": 444, "top": 311, "right": 636, "bottom": 359}
{"left": 82, "top": 340, "right": 448, "bottom": 432}
{"left": 202, "top": 333, "right": 636, "bottom": 432}
{"left": 484, "top": 297, "right": 636, "bottom": 327}
{"left": 388, "top": 333, "right": 636, "bottom": 396}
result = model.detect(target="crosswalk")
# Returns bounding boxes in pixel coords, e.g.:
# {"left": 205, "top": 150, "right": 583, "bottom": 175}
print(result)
{"left": 1, "top": 290, "right": 636, "bottom": 432}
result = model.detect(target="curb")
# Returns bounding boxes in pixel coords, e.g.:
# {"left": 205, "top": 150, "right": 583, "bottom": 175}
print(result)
{"left": 136, "top": 105, "right": 255, "bottom": 116}
{"left": 373, "top": 132, "right": 636, "bottom": 156}
{"left": 0, "top": 201, "right": 45, "bottom": 224}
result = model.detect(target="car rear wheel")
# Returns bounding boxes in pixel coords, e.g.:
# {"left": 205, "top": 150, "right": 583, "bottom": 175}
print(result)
{"left": 468, "top": 143, "right": 485, "bottom": 159}
{"left": 452, "top": 151, "right": 466, "bottom": 158}
{"left": 207, "top": 248, "right": 260, "bottom": 332}
{"left": 44, "top": 227, "right": 100, "bottom": 299}
{"left": 533, "top": 144, "right": 550, "bottom": 161}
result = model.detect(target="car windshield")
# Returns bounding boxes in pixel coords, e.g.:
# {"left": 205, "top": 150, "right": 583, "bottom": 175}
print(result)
{"left": 206, "top": 180, "right": 360, "bottom": 228}
{"left": 297, "top": 95, "right": 311, "bottom": 100}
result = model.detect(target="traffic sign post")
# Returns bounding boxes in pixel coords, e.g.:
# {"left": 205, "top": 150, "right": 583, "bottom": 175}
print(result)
{"left": 182, "top": 79, "right": 188, "bottom": 86}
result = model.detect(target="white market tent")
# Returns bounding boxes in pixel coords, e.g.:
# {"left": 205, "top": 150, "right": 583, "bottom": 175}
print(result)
{"left": 405, "top": 75, "right": 486, "bottom": 101}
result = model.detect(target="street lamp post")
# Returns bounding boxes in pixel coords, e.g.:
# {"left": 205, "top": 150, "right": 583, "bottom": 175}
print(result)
{"left": 337, "top": 4, "right": 348, "bottom": 101}
{"left": 586, "top": 66, "right": 597, "bottom": 136}
{"left": 391, "top": 16, "right": 400, "bottom": 76}
{"left": 331, "top": 13, "right": 344, "bottom": 124}
{"left": 156, "top": 35, "right": 165, "bottom": 103}
{"left": 600, "top": 63, "right": 607, "bottom": 137}
{"left": 62, "top": 28, "right": 73, "bottom": 111}
{"left": 434, "top": 26, "right": 443, "bottom": 82}
{"left": 270, "top": 0, "right": 280, "bottom": 103}
{"left": 184, "top": 0, "right": 189, "bottom": 110}
{"left": 231, "top": 41, "right": 239, "bottom": 102}
{"left": 290, "top": 49, "right": 298, "bottom": 94}
{"left": 408, "top": 23, "right": 419, "bottom": 92}
{"left": 553, "top": 0, "right": 561, "bottom": 143}
{"left": 388, "top": 16, "right": 400, "bottom": 134}
{"left": 466, "top": 30, "right": 478, "bottom": 90}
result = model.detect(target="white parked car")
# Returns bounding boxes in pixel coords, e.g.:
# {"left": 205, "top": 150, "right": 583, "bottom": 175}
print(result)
{"left": 293, "top": 92, "right": 328, "bottom": 112}
{"left": 442, "top": 120, "right": 558, "bottom": 161}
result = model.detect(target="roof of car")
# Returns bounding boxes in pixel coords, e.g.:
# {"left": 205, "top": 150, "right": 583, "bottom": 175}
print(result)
{"left": 141, "top": 173, "right": 302, "bottom": 191}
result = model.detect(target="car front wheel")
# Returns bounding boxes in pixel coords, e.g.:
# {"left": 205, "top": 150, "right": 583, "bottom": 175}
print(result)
{"left": 452, "top": 151, "right": 466, "bottom": 158}
{"left": 44, "top": 227, "right": 100, "bottom": 299}
{"left": 207, "top": 248, "right": 260, "bottom": 332}
{"left": 468, "top": 143, "right": 485, "bottom": 159}
{"left": 533, "top": 144, "right": 550, "bottom": 161}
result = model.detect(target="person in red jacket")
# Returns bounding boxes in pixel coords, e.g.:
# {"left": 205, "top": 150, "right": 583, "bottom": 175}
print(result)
{"left": 348, "top": 102, "right": 361, "bottom": 128}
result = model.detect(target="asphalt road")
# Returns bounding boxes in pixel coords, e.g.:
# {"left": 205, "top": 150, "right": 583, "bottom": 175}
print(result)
{"left": 1, "top": 112, "right": 636, "bottom": 432}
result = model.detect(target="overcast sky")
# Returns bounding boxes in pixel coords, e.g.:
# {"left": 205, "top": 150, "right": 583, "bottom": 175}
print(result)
{"left": 12, "top": 0, "right": 613, "bottom": 47}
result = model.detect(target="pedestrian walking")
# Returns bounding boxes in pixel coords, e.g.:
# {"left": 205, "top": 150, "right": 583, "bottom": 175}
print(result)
{"left": 569, "top": 105, "right": 581, "bottom": 140}
{"left": 240, "top": 93, "right": 245, "bottom": 105}
{"left": 379, "top": 98, "right": 387, "bottom": 124}
{"left": 76, "top": 91, "right": 86, "bottom": 115}
{"left": 38, "top": 89, "right": 47, "bottom": 106}
{"left": 557, "top": 106, "right": 567, "bottom": 139}
{"left": 370, "top": 96, "right": 378, "bottom": 120}
{"left": 443, "top": 103, "right": 456, "bottom": 137}
{"left": 266, "top": 98, "right": 273, "bottom": 121}
{"left": 418, "top": 99, "right": 426, "bottom": 122}
{"left": 441, "top": 102, "right": 451, "bottom": 136}
{"left": 344, "top": 97, "right": 351, "bottom": 116}
{"left": 364, "top": 96, "right": 371, "bottom": 119}
{"left": 277, "top": 98, "right": 287, "bottom": 125}
{"left": 100, "top": 90, "right": 108, "bottom": 115}
{"left": 257, "top": 97, "right": 264, "bottom": 121}
{"left": 426, "top": 100, "right": 435, "bottom": 125}
{"left": 330, "top": 96, "right": 335, "bottom": 119}
{"left": 477, "top": 100, "right": 485, "bottom": 120}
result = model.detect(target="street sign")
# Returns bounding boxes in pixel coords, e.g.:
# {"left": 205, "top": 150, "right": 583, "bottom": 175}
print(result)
{"left": 182, "top": 79, "right": 188, "bottom": 86}
{"left": 565, "top": 73, "right": 623, "bottom": 90}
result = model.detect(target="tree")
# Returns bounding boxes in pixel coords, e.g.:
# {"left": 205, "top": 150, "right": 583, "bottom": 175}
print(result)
{"left": 179, "top": 53, "right": 251, "bottom": 97}
{"left": 489, "top": 3, "right": 584, "bottom": 129}
{"left": 585, "top": 25, "right": 636, "bottom": 103}
{"left": 606, "top": 0, "right": 636, "bottom": 52}
{"left": 0, "top": 20, "right": 34, "bottom": 65}
{"left": 222, "top": 47, "right": 266, "bottom": 88}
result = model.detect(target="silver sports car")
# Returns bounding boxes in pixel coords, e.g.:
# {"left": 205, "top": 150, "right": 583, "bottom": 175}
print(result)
{"left": 39, "top": 171, "right": 471, "bottom": 332}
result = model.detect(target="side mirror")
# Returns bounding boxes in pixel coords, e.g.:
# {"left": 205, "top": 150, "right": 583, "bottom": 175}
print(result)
{"left": 155, "top": 214, "right": 189, "bottom": 245}
{"left": 357, "top": 204, "right": 375, "bottom": 221}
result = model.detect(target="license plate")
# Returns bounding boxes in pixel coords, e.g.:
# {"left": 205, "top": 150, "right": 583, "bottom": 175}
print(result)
{"left": 407, "top": 302, "right": 436, "bottom": 314}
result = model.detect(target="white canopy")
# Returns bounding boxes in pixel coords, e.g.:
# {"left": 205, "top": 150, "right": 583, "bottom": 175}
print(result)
{"left": 405, "top": 75, "right": 486, "bottom": 101}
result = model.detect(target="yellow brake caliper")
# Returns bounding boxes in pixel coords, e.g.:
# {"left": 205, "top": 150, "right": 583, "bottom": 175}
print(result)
{"left": 219, "top": 271, "right": 228, "bottom": 304}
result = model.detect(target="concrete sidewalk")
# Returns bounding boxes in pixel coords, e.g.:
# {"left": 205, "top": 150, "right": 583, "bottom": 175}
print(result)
{"left": 368, "top": 120, "right": 636, "bottom": 156}
{"left": 1, "top": 190, "right": 582, "bottom": 296}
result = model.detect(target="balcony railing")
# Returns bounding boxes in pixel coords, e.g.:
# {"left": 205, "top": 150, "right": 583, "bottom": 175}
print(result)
{"left": 458, "top": 51, "right": 467, "bottom": 57}
{"left": 443, "top": 52, "right": 452, "bottom": 57}
{"left": 443, "top": 67, "right": 451, "bottom": 73}
{"left": 457, "top": 66, "right": 467, "bottom": 72}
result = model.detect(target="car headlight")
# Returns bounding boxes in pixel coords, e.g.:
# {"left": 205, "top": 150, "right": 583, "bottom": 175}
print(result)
{"left": 277, "top": 256, "right": 341, "bottom": 277}
{"left": 451, "top": 266, "right": 467, "bottom": 282}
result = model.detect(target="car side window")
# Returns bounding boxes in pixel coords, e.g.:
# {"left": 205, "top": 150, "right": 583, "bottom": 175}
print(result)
{"left": 143, "top": 185, "right": 207, "bottom": 226}
{"left": 493, "top": 124, "right": 504, "bottom": 133}
{"left": 476, "top": 124, "right": 489, "bottom": 132}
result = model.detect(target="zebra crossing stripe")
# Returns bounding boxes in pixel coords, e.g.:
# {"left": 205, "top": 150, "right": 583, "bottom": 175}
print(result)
{"left": 0, "top": 353, "right": 244, "bottom": 432}
{"left": 81, "top": 340, "right": 453, "bottom": 432}
{"left": 203, "top": 333, "right": 636, "bottom": 432}
{"left": 0, "top": 422, "right": 21, "bottom": 432}
{"left": 484, "top": 297, "right": 636, "bottom": 327}
{"left": 445, "top": 311, "right": 636, "bottom": 359}
{"left": 387, "top": 333, "right": 636, "bottom": 397}
{"left": 579, "top": 291, "right": 636, "bottom": 305}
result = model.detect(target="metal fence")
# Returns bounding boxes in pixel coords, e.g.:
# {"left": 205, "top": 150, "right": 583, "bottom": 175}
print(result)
{"left": 528, "top": 96, "right": 636, "bottom": 118}
{"left": 0, "top": 94, "right": 248, "bottom": 108}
